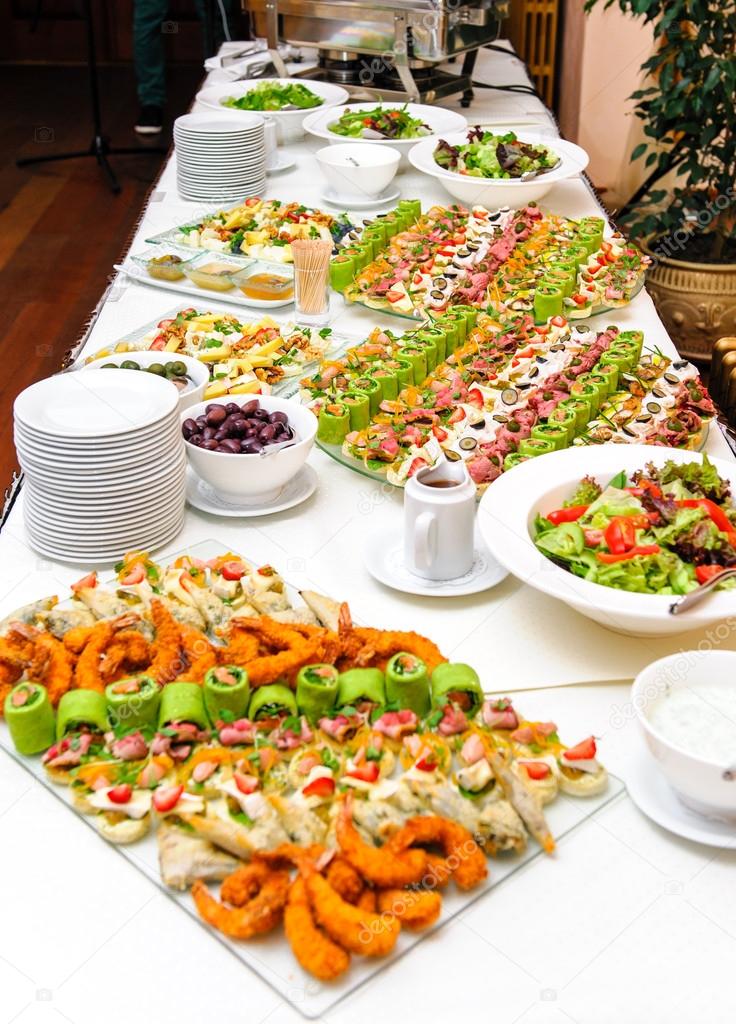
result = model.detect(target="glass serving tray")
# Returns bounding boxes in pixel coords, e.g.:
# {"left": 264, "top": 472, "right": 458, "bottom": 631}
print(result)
{"left": 76, "top": 305, "right": 362, "bottom": 398}
{"left": 118, "top": 252, "right": 298, "bottom": 313}
{"left": 344, "top": 273, "right": 647, "bottom": 323}
{"left": 0, "top": 537, "right": 625, "bottom": 1017}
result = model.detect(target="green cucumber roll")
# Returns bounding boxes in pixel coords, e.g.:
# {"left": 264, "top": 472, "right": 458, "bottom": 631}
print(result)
{"left": 547, "top": 407, "right": 577, "bottom": 442}
{"left": 4, "top": 682, "right": 56, "bottom": 755}
{"left": 593, "top": 362, "right": 619, "bottom": 394}
{"left": 542, "top": 266, "right": 574, "bottom": 297}
{"left": 359, "top": 234, "right": 383, "bottom": 259}
{"left": 248, "top": 683, "right": 297, "bottom": 721}
{"left": 570, "top": 380, "right": 601, "bottom": 414}
{"left": 362, "top": 221, "right": 387, "bottom": 245}
{"left": 341, "top": 245, "right": 369, "bottom": 272}
{"left": 376, "top": 214, "right": 399, "bottom": 239}
{"left": 436, "top": 311, "right": 467, "bottom": 345}
{"left": 563, "top": 244, "right": 590, "bottom": 269}
{"left": 317, "top": 402, "right": 350, "bottom": 445}
{"left": 448, "top": 304, "right": 479, "bottom": 331}
{"left": 503, "top": 452, "right": 529, "bottom": 470}
{"left": 158, "top": 682, "right": 208, "bottom": 731}
{"left": 397, "top": 198, "right": 422, "bottom": 221}
{"left": 417, "top": 326, "right": 446, "bottom": 363}
{"left": 105, "top": 675, "right": 161, "bottom": 732}
{"left": 533, "top": 282, "right": 564, "bottom": 322}
{"left": 600, "top": 350, "right": 634, "bottom": 375}
{"left": 296, "top": 664, "right": 339, "bottom": 722}
{"left": 414, "top": 333, "right": 438, "bottom": 373}
{"left": 352, "top": 242, "right": 373, "bottom": 269}
{"left": 337, "top": 668, "right": 386, "bottom": 707}
{"left": 432, "top": 316, "right": 461, "bottom": 355}
{"left": 398, "top": 346, "right": 427, "bottom": 385}
{"left": 329, "top": 255, "right": 356, "bottom": 292}
{"left": 518, "top": 437, "right": 555, "bottom": 457}
{"left": 586, "top": 371, "right": 613, "bottom": 401}
{"left": 204, "top": 666, "right": 250, "bottom": 724}
{"left": 371, "top": 366, "right": 399, "bottom": 402}
{"left": 342, "top": 390, "right": 371, "bottom": 431}
{"left": 56, "top": 689, "right": 108, "bottom": 740}
{"left": 351, "top": 376, "right": 382, "bottom": 415}
{"left": 385, "top": 357, "right": 414, "bottom": 389}
{"left": 614, "top": 330, "right": 644, "bottom": 360}
{"left": 385, "top": 653, "right": 430, "bottom": 717}
{"left": 430, "top": 663, "right": 483, "bottom": 715}
{"left": 559, "top": 396, "right": 594, "bottom": 431}
{"left": 531, "top": 422, "right": 568, "bottom": 451}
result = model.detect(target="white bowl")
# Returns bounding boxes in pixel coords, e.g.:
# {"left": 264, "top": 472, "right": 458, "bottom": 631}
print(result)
{"left": 81, "top": 351, "right": 208, "bottom": 411}
{"left": 477, "top": 443, "right": 736, "bottom": 638}
{"left": 315, "top": 143, "right": 400, "bottom": 200}
{"left": 408, "top": 127, "right": 589, "bottom": 207}
{"left": 182, "top": 395, "right": 316, "bottom": 505}
{"left": 633, "top": 651, "right": 736, "bottom": 820}
{"left": 303, "top": 102, "right": 468, "bottom": 170}
{"left": 196, "top": 79, "right": 349, "bottom": 144}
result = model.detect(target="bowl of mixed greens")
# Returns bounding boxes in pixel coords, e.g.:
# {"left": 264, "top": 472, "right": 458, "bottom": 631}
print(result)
{"left": 478, "top": 444, "right": 736, "bottom": 637}
{"left": 196, "top": 79, "right": 349, "bottom": 142}
{"left": 303, "top": 102, "right": 467, "bottom": 169}
{"left": 409, "top": 127, "right": 589, "bottom": 205}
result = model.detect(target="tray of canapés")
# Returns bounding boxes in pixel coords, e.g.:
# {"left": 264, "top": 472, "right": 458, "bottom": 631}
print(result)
{"left": 300, "top": 306, "right": 715, "bottom": 493}
{"left": 328, "top": 199, "right": 649, "bottom": 321}
{"left": 0, "top": 544, "right": 620, "bottom": 1015}
{"left": 81, "top": 306, "right": 360, "bottom": 401}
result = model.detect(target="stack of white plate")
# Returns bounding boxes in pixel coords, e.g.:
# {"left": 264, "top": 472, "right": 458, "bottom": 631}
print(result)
{"left": 14, "top": 369, "right": 187, "bottom": 563}
{"left": 174, "top": 111, "right": 266, "bottom": 201}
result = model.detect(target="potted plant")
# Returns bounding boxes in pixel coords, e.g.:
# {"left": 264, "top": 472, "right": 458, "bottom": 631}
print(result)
{"left": 584, "top": 0, "right": 736, "bottom": 364}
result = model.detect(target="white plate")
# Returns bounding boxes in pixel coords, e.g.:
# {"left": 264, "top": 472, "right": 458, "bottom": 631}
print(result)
{"left": 477, "top": 443, "right": 736, "bottom": 638}
{"left": 363, "top": 525, "right": 509, "bottom": 597}
{"left": 23, "top": 458, "right": 187, "bottom": 496}
{"left": 626, "top": 739, "right": 736, "bottom": 849}
{"left": 320, "top": 185, "right": 401, "bottom": 210}
{"left": 24, "top": 489, "right": 185, "bottom": 526}
{"left": 408, "top": 127, "right": 589, "bottom": 207}
{"left": 24, "top": 473, "right": 187, "bottom": 510}
{"left": 266, "top": 153, "right": 296, "bottom": 174}
{"left": 117, "top": 262, "right": 293, "bottom": 312}
{"left": 23, "top": 512, "right": 185, "bottom": 546}
{"left": 14, "top": 369, "right": 178, "bottom": 438}
{"left": 14, "top": 410, "right": 180, "bottom": 446}
{"left": 20, "top": 450, "right": 186, "bottom": 486}
{"left": 303, "top": 102, "right": 468, "bottom": 168}
{"left": 185, "top": 463, "right": 316, "bottom": 516}
{"left": 175, "top": 110, "right": 265, "bottom": 133}
{"left": 24, "top": 521, "right": 186, "bottom": 564}
{"left": 16, "top": 431, "right": 179, "bottom": 470}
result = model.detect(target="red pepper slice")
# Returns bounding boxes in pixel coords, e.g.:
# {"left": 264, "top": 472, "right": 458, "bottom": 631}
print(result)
{"left": 546, "top": 505, "right": 589, "bottom": 525}
{"left": 604, "top": 516, "right": 637, "bottom": 554}
{"left": 695, "top": 564, "right": 726, "bottom": 585}
{"left": 596, "top": 544, "right": 660, "bottom": 564}
{"left": 678, "top": 499, "right": 733, "bottom": 535}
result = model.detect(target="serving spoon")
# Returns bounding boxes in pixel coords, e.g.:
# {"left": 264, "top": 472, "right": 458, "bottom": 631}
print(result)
{"left": 668, "top": 567, "right": 736, "bottom": 614}
{"left": 518, "top": 157, "right": 562, "bottom": 181}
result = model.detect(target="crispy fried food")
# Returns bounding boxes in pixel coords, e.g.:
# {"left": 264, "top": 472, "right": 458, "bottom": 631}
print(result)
{"left": 218, "top": 619, "right": 261, "bottom": 664}
{"left": 338, "top": 627, "right": 445, "bottom": 673}
{"left": 74, "top": 614, "right": 140, "bottom": 693}
{"left": 325, "top": 856, "right": 364, "bottom": 904}
{"left": 147, "top": 599, "right": 184, "bottom": 684}
{"left": 300, "top": 860, "right": 400, "bottom": 957}
{"left": 337, "top": 797, "right": 428, "bottom": 888}
{"left": 377, "top": 888, "right": 442, "bottom": 931}
{"left": 387, "top": 815, "right": 488, "bottom": 891}
{"left": 176, "top": 624, "right": 217, "bottom": 682}
{"left": 225, "top": 617, "right": 326, "bottom": 688}
{"left": 100, "top": 631, "right": 151, "bottom": 683}
{"left": 28, "top": 630, "right": 75, "bottom": 706}
{"left": 355, "top": 887, "right": 377, "bottom": 913}
{"left": 192, "top": 862, "right": 290, "bottom": 940}
{"left": 63, "top": 625, "right": 97, "bottom": 655}
{"left": 255, "top": 842, "right": 324, "bottom": 868}
{"left": 284, "top": 876, "right": 351, "bottom": 981}
{"left": 487, "top": 749, "right": 555, "bottom": 855}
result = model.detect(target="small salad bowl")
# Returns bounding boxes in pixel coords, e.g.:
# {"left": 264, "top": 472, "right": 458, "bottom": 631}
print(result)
{"left": 477, "top": 444, "right": 736, "bottom": 638}
{"left": 315, "top": 144, "right": 400, "bottom": 200}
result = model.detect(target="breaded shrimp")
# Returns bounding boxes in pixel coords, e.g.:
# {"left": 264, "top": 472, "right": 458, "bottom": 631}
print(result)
{"left": 74, "top": 615, "right": 139, "bottom": 693}
{"left": 176, "top": 624, "right": 217, "bottom": 683}
{"left": 336, "top": 798, "right": 428, "bottom": 888}
{"left": 147, "top": 599, "right": 184, "bottom": 684}
{"left": 338, "top": 627, "right": 446, "bottom": 673}
{"left": 355, "top": 887, "right": 377, "bottom": 913}
{"left": 28, "top": 630, "right": 75, "bottom": 706}
{"left": 300, "top": 860, "right": 400, "bottom": 957}
{"left": 100, "top": 631, "right": 151, "bottom": 682}
{"left": 377, "top": 888, "right": 442, "bottom": 931}
{"left": 325, "top": 856, "right": 364, "bottom": 904}
{"left": 387, "top": 816, "right": 488, "bottom": 891}
{"left": 284, "top": 877, "right": 351, "bottom": 981}
{"left": 191, "top": 864, "right": 289, "bottom": 940}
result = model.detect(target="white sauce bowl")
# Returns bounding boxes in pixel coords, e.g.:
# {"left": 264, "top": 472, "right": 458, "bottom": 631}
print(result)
{"left": 315, "top": 143, "right": 400, "bottom": 200}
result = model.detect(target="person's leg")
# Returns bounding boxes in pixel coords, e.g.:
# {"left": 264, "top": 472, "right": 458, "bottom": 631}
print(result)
{"left": 133, "top": 0, "right": 169, "bottom": 108}
{"left": 194, "top": 0, "right": 236, "bottom": 56}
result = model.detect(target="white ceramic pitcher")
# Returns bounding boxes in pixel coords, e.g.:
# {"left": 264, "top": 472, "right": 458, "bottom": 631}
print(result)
{"left": 403, "top": 458, "right": 476, "bottom": 580}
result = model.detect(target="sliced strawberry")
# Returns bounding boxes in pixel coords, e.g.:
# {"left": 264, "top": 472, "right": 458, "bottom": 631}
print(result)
{"left": 234, "top": 770, "right": 259, "bottom": 795}
{"left": 220, "top": 561, "right": 246, "bottom": 581}
{"left": 415, "top": 754, "right": 436, "bottom": 772}
{"left": 152, "top": 784, "right": 183, "bottom": 812}
{"left": 108, "top": 784, "right": 133, "bottom": 805}
{"left": 71, "top": 571, "right": 97, "bottom": 593}
{"left": 346, "top": 762, "right": 380, "bottom": 784}
{"left": 119, "top": 563, "right": 145, "bottom": 586}
{"left": 302, "top": 776, "right": 335, "bottom": 798}
{"left": 564, "top": 736, "right": 597, "bottom": 760}
{"left": 520, "top": 761, "right": 551, "bottom": 780}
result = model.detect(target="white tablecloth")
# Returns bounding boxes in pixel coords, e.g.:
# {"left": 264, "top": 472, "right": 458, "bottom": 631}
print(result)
{"left": 1, "top": 43, "right": 734, "bottom": 1024}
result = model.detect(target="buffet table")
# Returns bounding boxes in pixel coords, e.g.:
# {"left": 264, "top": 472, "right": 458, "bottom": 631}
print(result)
{"left": 1, "top": 43, "right": 734, "bottom": 1024}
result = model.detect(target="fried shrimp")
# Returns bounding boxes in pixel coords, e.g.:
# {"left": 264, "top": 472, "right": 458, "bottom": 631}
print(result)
{"left": 74, "top": 614, "right": 140, "bottom": 693}
{"left": 376, "top": 888, "right": 442, "bottom": 931}
{"left": 355, "top": 887, "right": 377, "bottom": 913}
{"left": 336, "top": 798, "right": 428, "bottom": 888}
{"left": 325, "top": 856, "right": 364, "bottom": 904}
{"left": 100, "top": 631, "right": 151, "bottom": 683}
{"left": 28, "top": 630, "right": 75, "bottom": 706}
{"left": 300, "top": 860, "right": 400, "bottom": 957}
{"left": 191, "top": 863, "right": 290, "bottom": 940}
{"left": 62, "top": 625, "right": 97, "bottom": 655}
{"left": 387, "top": 816, "right": 488, "bottom": 891}
{"left": 147, "top": 599, "right": 184, "bottom": 684}
{"left": 338, "top": 627, "right": 446, "bottom": 673}
{"left": 176, "top": 624, "right": 217, "bottom": 682}
{"left": 284, "top": 877, "right": 351, "bottom": 981}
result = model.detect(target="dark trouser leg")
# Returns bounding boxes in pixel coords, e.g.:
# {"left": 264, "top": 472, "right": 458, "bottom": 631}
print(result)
{"left": 133, "top": 0, "right": 169, "bottom": 107}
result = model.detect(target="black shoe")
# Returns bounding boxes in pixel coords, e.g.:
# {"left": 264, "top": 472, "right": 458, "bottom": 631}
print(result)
{"left": 135, "top": 105, "right": 163, "bottom": 134}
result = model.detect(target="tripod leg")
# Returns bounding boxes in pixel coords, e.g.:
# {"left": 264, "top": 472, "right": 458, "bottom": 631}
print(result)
{"left": 96, "top": 150, "right": 122, "bottom": 194}
{"left": 16, "top": 150, "right": 92, "bottom": 168}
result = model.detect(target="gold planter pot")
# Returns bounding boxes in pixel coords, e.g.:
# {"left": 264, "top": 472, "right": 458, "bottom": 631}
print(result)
{"left": 641, "top": 239, "right": 736, "bottom": 364}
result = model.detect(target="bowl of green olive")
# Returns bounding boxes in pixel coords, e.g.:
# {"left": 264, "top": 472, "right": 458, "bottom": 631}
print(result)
{"left": 81, "top": 350, "right": 208, "bottom": 410}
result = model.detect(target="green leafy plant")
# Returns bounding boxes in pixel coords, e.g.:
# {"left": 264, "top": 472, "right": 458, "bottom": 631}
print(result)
{"left": 585, "top": 1, "right": 736, "bottom": 262}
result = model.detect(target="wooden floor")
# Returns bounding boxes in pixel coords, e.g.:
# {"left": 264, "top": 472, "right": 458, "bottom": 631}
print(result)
{"left": 0, "top": 63, "right": 201, "bottom": 506}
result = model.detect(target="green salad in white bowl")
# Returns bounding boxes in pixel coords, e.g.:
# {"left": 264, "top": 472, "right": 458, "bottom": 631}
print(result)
{"left": 434, "top": 128, "right": 559, "bottom": 179}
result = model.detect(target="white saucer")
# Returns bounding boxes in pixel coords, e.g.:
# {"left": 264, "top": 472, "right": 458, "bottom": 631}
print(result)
{"left": 267, "top": 154, "right": 296, "bottom": 174}
{"left": 185, "top": 463, "right": 317, "bottom": 517}
{"left": 626, "top": 741, "right": 736, "bottom": 849}
{"left": 364, "top": 526, "right": 508, "bottom": 597}
{"left": 320, "top": 186, "right": 401, "bottom": 211}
